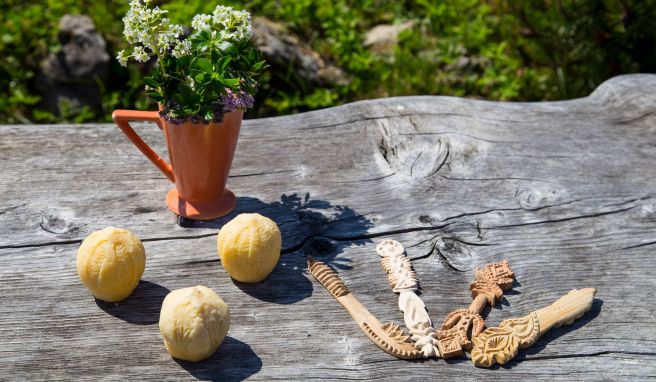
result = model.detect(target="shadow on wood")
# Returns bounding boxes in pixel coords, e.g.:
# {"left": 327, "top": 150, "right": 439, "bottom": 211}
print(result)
{"left": 95, "top": 280, "right": 170, "bottom": 325}
{"left": 180, "top": 193, "right": 374, "bottom": 304}
{"left": 231, "top": 251, "right": 313, "bottom": 304}
{"left": 179, "top": 193, "right": 374, "bottom": 255}
{"left": 175, "top": 336, "right": 262, "bottom": 382}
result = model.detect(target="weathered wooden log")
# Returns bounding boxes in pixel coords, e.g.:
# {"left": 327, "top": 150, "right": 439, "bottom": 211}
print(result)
{"left": 0, "top": 74, "right": 655, "bottom": 380}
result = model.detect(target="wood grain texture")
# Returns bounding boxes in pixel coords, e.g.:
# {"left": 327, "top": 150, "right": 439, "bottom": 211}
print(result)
{"left": 1, "top": 74, "right": 656, "bottom": 380}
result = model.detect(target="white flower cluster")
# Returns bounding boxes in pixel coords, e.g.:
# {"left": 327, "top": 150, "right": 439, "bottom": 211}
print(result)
{"left": 192, "top": 5, "right": 252, "bottom": 43}
{"left": 116, "top": 0, "right": 190, "bottom": 67}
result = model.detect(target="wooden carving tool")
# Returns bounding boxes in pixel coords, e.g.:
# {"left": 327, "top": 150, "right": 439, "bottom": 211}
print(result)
{"left": 376, "top": 239, "right": 439, "bottom": 357}
{"left": 307, "top": 257, "right": 423, "bottom": 359}
{"left": 436, "top": 260, "right": 515, "bottom": 358}
{"left": 471, "top": 288, "right": 597, "bottom": 367}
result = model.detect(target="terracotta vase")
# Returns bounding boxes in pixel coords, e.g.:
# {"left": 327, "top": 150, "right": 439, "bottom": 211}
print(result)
{"left": 112, "top": 109, "right": 243, "bottom": 220}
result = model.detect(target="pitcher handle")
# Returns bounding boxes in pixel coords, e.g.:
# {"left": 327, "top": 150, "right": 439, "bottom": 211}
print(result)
{"left": 112, "top": 110, "right": 175, "bottom": 183}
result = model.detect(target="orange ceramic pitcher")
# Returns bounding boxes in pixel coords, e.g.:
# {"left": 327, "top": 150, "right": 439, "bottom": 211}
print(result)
{"left": 112, "top": 109, "right": 243, "bottom": 220}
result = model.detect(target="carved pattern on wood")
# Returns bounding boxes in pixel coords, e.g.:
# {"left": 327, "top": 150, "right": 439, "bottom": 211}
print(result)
{"left": 437, "top": 308, "right": 484, "bottom": 351}
{"left": 471, "top": 327, "right": 519, "bottom": 367}
{"left": 307, "top": 256, "right": 350, "bottom": 298}
{"left": 469, "top": 280, "right": 503, "bottom": 305}
{"left": 499, "top": 311, "right": 540, "bottom": 349}
{"left": 474, "top": 261, "right": 515, "bottom": 291}
{"left": 434, "top": 330, "right": 462, "bottom": 359}
{"left": 381, "top": 255, "right": 418, "bottom": 292}
{"left": 471, "top": 288, "right": 597, "bottom": 368}
{"left": 436, "top": 260, "right": 516, "bottom": 358}
{"left": 376, "top": 240, "right": 439, "bottom": 358}
{"left": 307, "top": 257, "right": 423, "bottom": 359}
{"left": 362, "top": 322, "right": 424, "bottom": 360}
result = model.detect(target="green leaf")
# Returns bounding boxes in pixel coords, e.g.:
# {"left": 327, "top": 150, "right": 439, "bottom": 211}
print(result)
{"left": 176, "top": 83, "right": 198, "bottom": 105}
{"left": 172, "top": 93, "right": 184, "bottom": 106}
{"left": 146, "top": 91, "right": 164, "bottom": 102}
{"left": 220, "top": 78, "right": 240, "bottom": 86}
{"left": 220, "top": 57, "right": 232, "bottom": 72}
{"left": 190, "top": 30, "right": 211, "bottom": 48}
{"left": 143, "top": 77, "right": 158, "bottom": 89}
{"left": 194, "top": 72, "right": 207, "bottom": 84}
{"left": 252, "top": 60, "right": 266, "bottom": 71}
{"left": 211, "top": 49, "right": 220, "bottom": 65}
{"left": 177, "top": 55, "right": 192, "bottom": 68}
{"left": 197, "top": 58, "right": 213, "bottom": 74}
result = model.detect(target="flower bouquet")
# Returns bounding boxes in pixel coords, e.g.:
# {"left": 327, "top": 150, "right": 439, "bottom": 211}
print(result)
{"left": 112, "top": 0, "right": 268, "bottom": 220}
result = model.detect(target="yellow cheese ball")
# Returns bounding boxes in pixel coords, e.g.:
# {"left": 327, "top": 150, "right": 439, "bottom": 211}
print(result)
{"left": 217, "top": 213, "right": 281, "bottom": 283}
{"left": 76, "top": 227, "right": 146, "bottom": 302}
{"left": 159, "top": 286, "right": 230, "bottom": 362}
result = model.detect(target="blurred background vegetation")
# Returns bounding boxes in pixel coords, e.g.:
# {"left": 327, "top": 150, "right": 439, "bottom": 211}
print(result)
{"left": 1, "top": 0, "right": 655, "bottom": 124}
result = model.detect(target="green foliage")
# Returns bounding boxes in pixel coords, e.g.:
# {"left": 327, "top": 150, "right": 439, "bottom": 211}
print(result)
{"left": 0, "top": 0, "right": 131, "bottom": 123}
{"left": 1, "top": 0, "right": 655, "bottom": 123}
{"left": 117, "top": 2, "right": 266, "bottom": 121}
{"left": 149, "top": 36, "right": 266, "bottom": 120}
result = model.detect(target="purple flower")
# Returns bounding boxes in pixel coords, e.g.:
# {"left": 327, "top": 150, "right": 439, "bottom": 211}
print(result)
{"left": 220, "top": 89, "right": 254, "bottom": 113}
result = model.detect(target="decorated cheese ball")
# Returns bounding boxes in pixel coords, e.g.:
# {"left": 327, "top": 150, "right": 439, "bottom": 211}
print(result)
{"left": 159, "top": 286, "right": 230, "bottom": 362}
{"left": 76, "top": 227, "right": 146, "bottom": 302}
{"left": 217, "top": 213, "right": 281, "bottom": 283}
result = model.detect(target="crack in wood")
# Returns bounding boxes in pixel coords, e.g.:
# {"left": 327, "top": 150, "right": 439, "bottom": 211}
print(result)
{"left": 229, "top": 169, "right": 296, "bottom": 178}
{"left": 409, "top": 151, "right": 423, "bottom": 176}
{"left": 0, "top": 233, "right": 217, "bottom": 250}
{"left": 622, "top": 240, "right": 656, "bottom": 250}
{"left": 0, "top": 203, "right": 27, "bottom": 216}
{"left": 602, "top": 195, "right": 655, "bottom": 208}
{"left": 521, "top": 350, "right": 656, "bottom": 361}
{"left": 399, "top": 131, "right": 518, "bottom": 144}
{"left": 331, "top": 172, "right": 396, "bottom": 184}
{"left": 440, "top": 175, "right": 561, "bottom": 184}
{"left": 428, "top": 144, "right": 449, "bottom": 177}
{"left": 1, "top": 200, "right": 639, "bottom": 251}
{"left": 613, "top": 109, "right": 656, "bottom": 125}
{"left": 483, "top": 206, "right": 635, "bottom": 230}
{"left": 299, "top": 110, "right": 527, "bottom": 131}
{"left": 184, "top": 259, "right": 220, "bottom": 265}
{"left": 433, "top": 245, "right": 468, "bottom": 273}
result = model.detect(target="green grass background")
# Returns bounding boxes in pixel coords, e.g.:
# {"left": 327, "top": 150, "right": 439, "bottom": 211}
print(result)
{"left": 1, "top": 0, "right": 654, "bottom": 123}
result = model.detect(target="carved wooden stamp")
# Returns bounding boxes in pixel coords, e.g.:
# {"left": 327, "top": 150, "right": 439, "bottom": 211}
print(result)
{"left": 376, "top": 239, "right": 439, "bottom": 358}
{"left": 471, "top": 288, "right": 597, "bottom": 367}
{"left": 436, "top": 260, "right": 515, "bottom": 358}
{"left": 307, "top": 257, "right": 423, "bottom": 359}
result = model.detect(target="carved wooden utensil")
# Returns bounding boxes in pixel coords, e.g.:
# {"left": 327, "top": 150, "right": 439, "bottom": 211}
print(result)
{"left": 376, "top": 239, "right": 439, "bottom": 357}
{"left": 307, "top": 257, "right": 423, "bottom": 359}
{"left": 471, "top": 288, "right": 597, "bottom": 367}
{"left": 436, "top": 260, "right": 515, "bottom": 358}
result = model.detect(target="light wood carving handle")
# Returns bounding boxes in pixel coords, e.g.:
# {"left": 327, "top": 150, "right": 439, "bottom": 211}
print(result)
{"left": 536, "top": 288, "right": 597, "bottom": 332}
{"left": 471, "top": 287, "right": 598, "bottom": 368}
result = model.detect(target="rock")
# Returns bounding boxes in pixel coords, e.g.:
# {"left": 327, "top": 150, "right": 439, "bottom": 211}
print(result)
{"left": 251, "top": 17, "right": 347, "bottom": 86}
{"left": 36, "top": 15, "right": 109, "bottom": 117}
{"left": 364, "top": 21, "right": 414, "bottom": 54}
